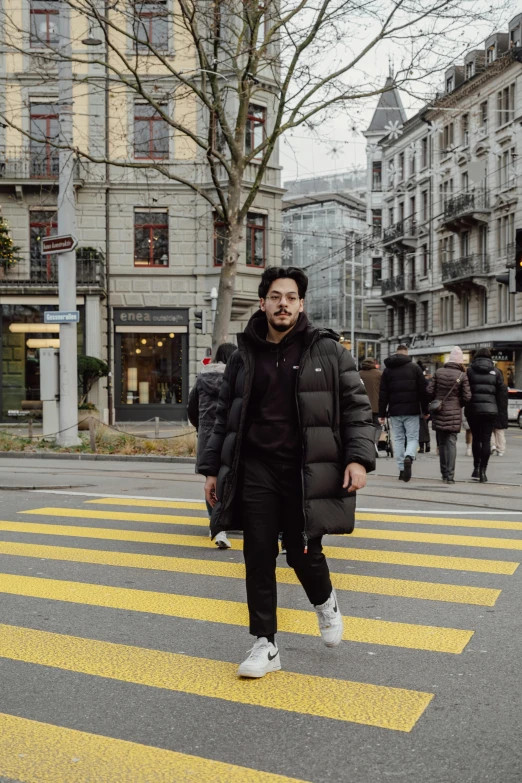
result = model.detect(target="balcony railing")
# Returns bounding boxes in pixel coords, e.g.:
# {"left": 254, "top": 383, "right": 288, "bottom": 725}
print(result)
{"left": 381, "top": 273, "right": 416, "bottom": 296}
{"left": 441, "top": 253, "right": 489, "bottom": 282}
{"left": 0, "top": 147, "right": 85, "bottom": 181}
{"left": 0, "top": 250, "right": 105, "bottom": 288}
{"left": 443, "top": 188, "right": 489, "bottom": 221}
{"left": 382, "top": 217, "right": 417, "bottom": 244}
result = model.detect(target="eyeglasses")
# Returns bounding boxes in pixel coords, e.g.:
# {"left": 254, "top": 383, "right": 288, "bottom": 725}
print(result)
{"left": 266, "top": 293, "right": 300, "bottom": 304}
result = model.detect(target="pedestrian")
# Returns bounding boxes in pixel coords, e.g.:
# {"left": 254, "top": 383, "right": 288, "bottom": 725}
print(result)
{"left": 491, "top": 389, "right": 509, "bottom": 457}
{"left": 187, "top": 342, "right": 237, "bottom": 548}
{"left": 462, "top": 413, "right": 472, "bottom": 457}
{"left": 359, "top": 356, "right": 382, "bottom": 456}
{"left": 200, "top": 266, "right": 375, "bottom": 679}
{"left": 418, "top": 415, "right": 431, "bottom": 453}
{"left": 427, "top": 346, "right": 471, "bottom": 484}
{"left": 378, "top": 345, "right": 428, "bottom": 482}
{"left": 465, "top": 348, "right": 508, "bottom": 483}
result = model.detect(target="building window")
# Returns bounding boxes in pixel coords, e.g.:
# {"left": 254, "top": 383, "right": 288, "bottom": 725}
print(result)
{"left": 133, "top": 0, "right": 168, "bottom": 49}
{"left": 409, "top": 146, "right": 416, "bottom": 176}
{"left": 422, "top": 300, "right": 429, "bottom": 331}
{"left": 462, "top": 114, "right": 469, "bottom": 147}
{"left": 213, "top": 216, "right": 226, "bottom": 266}
{"left": 446, "top": 75, "right": 454, "bottom": 92}
{"left": 441, "top": 295, "right": 454, "bottom": 331}
{"left": 499, "top": 148, "right": 515, "bottom": 188}
{"left": 398, "top": 152, "right": 405, "bottom": 181}
{"left": 30, "top": 104, "right": 59, "bottom": 178}
{"left": 462, "top": 171, "right": 468, "bottom": 192}
{"left": 371, "top": 161, "right": 382, "bottom": 191}
{"left": 466, "top": 61, "right": 474, "bottom": 79}
{"left": 134, "top": 103, "right": 169, "bottom": 159}
{"left": 442, "top": 123, "right": 454, "bottom": 153}
{"left": 461, "top": 293, "right": 470, "bottom": 328}
{"left": 388, "top": 206, "right": 394, "bottom": 227}
{"left": 134, "top": 210, "right": 169, "bottom": 266}
{"left": 480, "top": 101, "right": 488, "bottom": 134}
{"left": 120, "top": 331, "right": 184, "bottom": 406}
{"left": 30, "top": 210, "right": 58, "bottom": 282}
{"left": 421, "top": 244, "right": 429, "bottom": 276}
{"left": 371, "top": 209, "right": 382, "bottom": 237}
{"left": 421, "top": 190, "right": 428, "bottom": 223}
{"left": 486, "top": 44, "right": 495, "bottom": 64}
{"left": 372, "top": 257, "right": 382, "bottom": 286}
{"left": 480, "top": 290, "right": 488, "bottom": 324}
{"left": 497, "top": 84, "right": 515, "bottom": 127}
{"left": 30, "top": 0, "right": 59, "bottom": 47}
{"left": 421, "top": 137, "right": 428, "bottom": 169}
{"left": 245, "top": 105, "right": 266, "bottom": 157}
{"left": 388, "top": 308, "right": 394, "bottom": 336}
{"left": 246, "top": 213, "right": 266, "bottom": 267}
{"left": 397, "top": 306, "right": 405, "bottom": 335}
{"left": 409, "top": 303, "right": 417, "bottom": 333}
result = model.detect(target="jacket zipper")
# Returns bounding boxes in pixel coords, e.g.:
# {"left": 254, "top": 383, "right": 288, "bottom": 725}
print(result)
{"left": 295, "top": 335, "right": 319, "bottom": 554}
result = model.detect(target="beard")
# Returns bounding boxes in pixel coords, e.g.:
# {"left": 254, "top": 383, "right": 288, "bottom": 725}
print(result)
{"left": 267, "top": 310, "right": 300, "bottom": 333}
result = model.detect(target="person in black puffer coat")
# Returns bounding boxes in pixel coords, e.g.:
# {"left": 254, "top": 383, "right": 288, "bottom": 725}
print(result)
{"left": 465, "top": 348, "right": 508, "bottom": 482}
{"left": 200, "top": 266, "right": 375, "bottom": 679}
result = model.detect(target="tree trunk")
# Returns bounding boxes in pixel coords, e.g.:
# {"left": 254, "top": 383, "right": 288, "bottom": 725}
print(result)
{"left": 211, "top": 209, "right": 243, "bottom": 356}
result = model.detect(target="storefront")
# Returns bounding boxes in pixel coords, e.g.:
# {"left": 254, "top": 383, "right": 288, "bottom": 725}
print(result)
{"left": 0, "top": 303, "right": 85, "bottom": 421}
{"left": 114, "top": 307, "right": 189, "bottom": 422}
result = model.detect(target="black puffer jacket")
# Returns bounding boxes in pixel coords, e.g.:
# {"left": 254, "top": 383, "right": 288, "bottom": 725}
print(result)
{"left": 187, "top": 362, "right": 228, "bottom": 472}
{"left": 378, "top": 354, "right": 428, "bottom": 417}
{"left": 427, "top": 362, "right": 471, "bottom": 433}
{"left": 466, "top": 357, "right": 507, "bottom": 419}
{"left": 199, "top": 312, "right": 376, "bottom": 541}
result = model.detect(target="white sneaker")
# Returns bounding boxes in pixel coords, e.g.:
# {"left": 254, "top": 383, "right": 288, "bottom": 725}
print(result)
{"left": 498, "top": 451, "right": 504, "bottom": 457}
{"left": 466, "top": 447, "right": 472, "bottom": 457}
{"left": 214, "top": 531, "right": 231, "bottom": 549}
{"left": 314, "top": 589, "right": 343, "bottom": 647}
{"left": 237, "top": 638, "right": 281, "bottom": 678}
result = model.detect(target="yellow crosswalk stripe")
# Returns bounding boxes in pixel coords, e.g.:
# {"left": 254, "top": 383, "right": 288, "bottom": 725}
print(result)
{"left": 0, "top": 625, "right": 433, "bottom": 731}
{"left": 0, "top": 540, "right": 500, "bottom": 606}
{"left": 0, "top": 572, "right": 472, "bottom": 653}
{"left": 0, "top": 519, "right": 516, "bottom": 574}
{"left": 358, "top": 513, "right": 522, "bottom": 532}
{"left": 21, "top": 507, "right": 209, "bottom": 528}
{"left": 86, "top": 497, "right": 207, "bottom": 511}
{"left": 0, "top": 711, "right": 309, "bottom": 782}
{"left": 351, "top": 528, "right": 522, "bottom": 551}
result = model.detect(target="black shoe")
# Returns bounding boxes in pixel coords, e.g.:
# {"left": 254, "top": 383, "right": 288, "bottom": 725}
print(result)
{"left": 479, "top": 470, "right": 488, "bottom": 483}
{"left": 403, "top": 456, "right": 412, "bottom": 482}
{"left": 441, "top": 477, "right": 448, "bottom": 483}
{"left": 399, "top": 471, "right": 404, "bottom": 481}
{"left": 447, "top": 479, "right": 455, "bottom": 484}
{"left": 425, "top": 446, "right": 431, "bottom": 453}
{"left": 419, "top": 446, "right": 425, "bottom": 454}
{"left": 471, "top": 468, "right": 480, "bottom": 479}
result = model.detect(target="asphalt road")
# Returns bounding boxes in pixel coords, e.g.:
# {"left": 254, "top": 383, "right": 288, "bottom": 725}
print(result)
{"left": 0, "top": 430, "right": 520, "bottom": 782}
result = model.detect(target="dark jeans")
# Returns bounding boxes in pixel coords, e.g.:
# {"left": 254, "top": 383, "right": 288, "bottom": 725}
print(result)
{"left": 242, "top": 458, "right": 332, "bottom": 637}
{"left": 438, "top": 431, "right": 457, "bottom": 480}
{"left": 468, "top": 416, "right": 495, "bottom": 470}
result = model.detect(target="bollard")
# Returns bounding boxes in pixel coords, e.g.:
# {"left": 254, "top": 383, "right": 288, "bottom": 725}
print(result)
{"left": 155, "top": 417, "right": 159, "bottom": 439}
{"left": 88, "top": 417, "right": 97, "bottom": 453}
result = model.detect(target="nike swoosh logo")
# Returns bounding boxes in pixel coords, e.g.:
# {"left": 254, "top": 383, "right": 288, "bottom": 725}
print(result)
{"left": 333, "top": 602, "right": 338, "bottom": 613}
{"left": 267, "top": 650, "right": 278, "bottom": 661}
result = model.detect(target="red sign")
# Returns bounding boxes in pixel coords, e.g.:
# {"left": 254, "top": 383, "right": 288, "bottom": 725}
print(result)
{"left": 41, "top": 234, "right": 78, "bottom": 255}
{"left": 201, "top": 357, "right": 212, "bottom": 366}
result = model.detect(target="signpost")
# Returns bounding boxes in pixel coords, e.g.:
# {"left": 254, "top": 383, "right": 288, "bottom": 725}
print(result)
{"left": 44, "top": 311, "right": 80, "bottom": 324}
{"left": 41, "top": 234, "right": 78, "bottom": 255}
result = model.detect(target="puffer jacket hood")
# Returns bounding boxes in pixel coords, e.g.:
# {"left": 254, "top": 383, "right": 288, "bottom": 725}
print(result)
{"left": 361, "top": 358, "right": 377, "bottom": 371}
{"left": 471, "top": 356, "right": 495, "bottom": 374}
{"left": 466, "top": 357, "right": 506, "bottom": 419}
{"left": 384, "top": 354, "right": 411, "bottom": 369}
{"left": 379, "top": 354, "right": 428, "bottom": 417}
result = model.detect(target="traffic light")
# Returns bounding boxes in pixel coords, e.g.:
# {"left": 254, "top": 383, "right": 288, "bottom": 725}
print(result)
{"left": 194, "top": 309, "right": 207, "bottom": 334}
{"left": 516, "top": 228, "right": 522, "bottom": 293}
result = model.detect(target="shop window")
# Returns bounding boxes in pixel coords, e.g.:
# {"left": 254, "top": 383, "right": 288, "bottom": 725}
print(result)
{"left": 133, "top": 0, "right": 168, "bottom": 50}
{"left": 120, "top": 332, "right": 183, "bottom": 405}
{"left": 246, "top": 213, "right": 266, "bottom": 267}
{"left": 30, "top": 0, "right": 59, "bottom": 47}
{"left": 30, "top": 104, "right": 59, "bottom": 177}
{"left": 213, "top": 216, "right": 226, "bottom": 266}
{"left": 372, "top": 256, "right": 382, "bottom": 286}
{"left": 134, "top": 210, "right": 169, "bottom": 266}
{"left": 134, "top": 103, "right": 169, "bottom": 159}
{"left": 245, "top": 105, "right": 266, "bottom": 157}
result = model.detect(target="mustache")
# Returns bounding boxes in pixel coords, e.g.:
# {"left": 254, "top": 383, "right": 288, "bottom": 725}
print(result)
{"left": 275, "top": 310, "right": 291, "bottom": 316}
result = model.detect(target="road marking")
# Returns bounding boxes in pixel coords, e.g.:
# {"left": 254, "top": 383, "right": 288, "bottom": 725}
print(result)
{"left": 0, "top": 541, "right": 500, "bottom": 606}
{"left": 0, "top": 711, "right": 309, "bottom": 782}
{"left": 0, "top": 573, "right": 473, "bottom": 653}
{"left": 0, "top": 625, "right": 433, "bottom": 731}
{"left": 20, "top": 507, "right": 209, "bottom": 528}
{"left": 0, "top": 520, "right": 516, "bottom": 574}
{"left": 351, "top": 528, "right": 522, "bottom": 552}
{"left": 358, "top": 513, "right": 522, "bottom": 532}
{"left": 86, "top": 497, "right": 207, "bottom": 511}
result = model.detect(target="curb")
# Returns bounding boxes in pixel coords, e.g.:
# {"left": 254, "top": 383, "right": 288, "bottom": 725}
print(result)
{"left": 0, "top": 451, "right": 196, "bottom": 465}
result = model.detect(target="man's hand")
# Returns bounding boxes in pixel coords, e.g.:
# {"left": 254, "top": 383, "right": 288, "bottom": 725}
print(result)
{"left": 343, "top": 463, "right": 367, "bottom": 493}
{"left": 378, "top": 417, "right": 385, "bottom": 425}
{"left": 204, "top": 476, "right": 218, "bottom": 507}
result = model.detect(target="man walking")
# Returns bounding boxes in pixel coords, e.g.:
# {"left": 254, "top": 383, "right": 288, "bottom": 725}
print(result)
{"left": 200, "top": 266, "right": 375, "bottom": 679}
{"left": 378, "top": 344, "right": 428, "bottom": 482}
{"left": 359, "top": 356, "right": 383, "bottom": 455}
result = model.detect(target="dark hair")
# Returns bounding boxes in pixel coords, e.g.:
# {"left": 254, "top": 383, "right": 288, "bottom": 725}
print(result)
{"left": 258, "top": 266, "right": 308, "bottom": 300}
{"left": 474, "top": 347, "right": 491, "bottom": 359}
{"left": 397, "top": 344, "right": 409, "bottom": 353}
{"left": 215, "top": 342, "right": 236, "bottom": 364}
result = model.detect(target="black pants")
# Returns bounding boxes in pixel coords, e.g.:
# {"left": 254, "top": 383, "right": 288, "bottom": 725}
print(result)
{"left": 468, "top": 416, "right": 495, "bottom": 470}
{"left": 438, "top": 431, "right": 457, "bottom": 480}
{"left": 242, "top": 458, "right": 332, "bottom": 638}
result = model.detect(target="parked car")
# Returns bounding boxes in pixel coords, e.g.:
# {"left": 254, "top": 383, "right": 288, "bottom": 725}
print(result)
{"left": 507, "top": 388, "right": 522, "bottom": 427}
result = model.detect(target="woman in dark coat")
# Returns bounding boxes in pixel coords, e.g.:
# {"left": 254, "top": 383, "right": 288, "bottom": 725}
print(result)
{"left": 427, "top": 346, "right": 471, "bottom": 483}
{"left": 465, "top": 348, "right": 508, "bottom": 483}
{"left": 187, "top": 342, "right": 237, "bottom": 547}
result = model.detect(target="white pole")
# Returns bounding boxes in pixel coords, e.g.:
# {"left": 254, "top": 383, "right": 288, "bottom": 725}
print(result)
{"left": 350, "top": 237, "right": 356, "bottom": 358}
{"left": 210, "top": 286, "right": 218, "bottom": 326}
{"left": 56, "top": 0, "right": 80, "bottom": 446}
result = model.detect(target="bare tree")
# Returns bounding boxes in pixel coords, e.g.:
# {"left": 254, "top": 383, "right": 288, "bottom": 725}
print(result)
{"left": 0, "top": 0, "right": 510, "bottom": 352}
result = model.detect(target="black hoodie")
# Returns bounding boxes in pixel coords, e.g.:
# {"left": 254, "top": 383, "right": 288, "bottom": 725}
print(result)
{"left": 378, "top": 353, "right": 428, "bottom": 417}
{"left": 242, "top": 310, "right": 310, "bottom": 462}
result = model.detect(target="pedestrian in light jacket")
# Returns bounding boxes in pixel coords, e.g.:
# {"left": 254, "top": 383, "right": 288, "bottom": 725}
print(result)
{"left": 427, "top": 346, "right": 471, "bottom": 484}
{"left": 187, "top": 342, "right": 237, "bottom": 548}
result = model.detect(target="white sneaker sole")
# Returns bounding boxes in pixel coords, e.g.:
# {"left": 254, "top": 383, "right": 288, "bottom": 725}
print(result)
{"left": 321, "top": 619, "right": 344, "bottom": 648}
{"left": 215, "top": 538, "right": 231, "bottom": 549}
{"left": 238, "top": 658, "right": 281, "bottom": 678}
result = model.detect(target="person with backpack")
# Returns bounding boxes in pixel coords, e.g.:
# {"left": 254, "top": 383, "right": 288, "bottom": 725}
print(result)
{"left": 427, "top": 347, "right": 471, "bottom": 484}
{"left": 188, "top": 342, "right": 237, "bottom": 548}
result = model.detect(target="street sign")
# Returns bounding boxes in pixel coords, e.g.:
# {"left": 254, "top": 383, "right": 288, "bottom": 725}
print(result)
{"left": 44, "top": 311, "right": 80, "bottom": 324}
{"left": 41, "top": 234, "right": 78, "bottom": 255}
